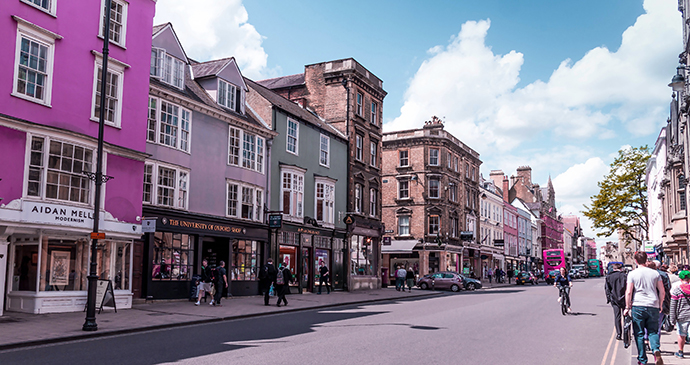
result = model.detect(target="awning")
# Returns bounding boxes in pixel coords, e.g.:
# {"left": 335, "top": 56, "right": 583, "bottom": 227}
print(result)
{"left": 382, "top": 239, "right": 419, "bottom": 254}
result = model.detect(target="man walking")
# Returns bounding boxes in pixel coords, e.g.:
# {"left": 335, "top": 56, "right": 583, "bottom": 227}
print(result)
{"left": 318, "top": 262, "right": 330, "bottom": 294}
{"left": 259, "top": 258, "right": 277, "bottom": 306}
{"left": 395, "top": 265, "right": 407, "bottom": 291}
{"left": 195, "top": 259, "right": 212, "bottom": 306}
{"left": 624, "top": 252, "right": 665, "bottom": 365}
{"left": 487, "top": 267, "right": 493, "bottom": 284}
{"left": 605, "top": 263, "right": 627, "bottom": 340}
{"left": 213, "top": 261, "right": 228, "bottom": 306}
{"left": 275, "top": 263, "right": 292, "bottom": 307}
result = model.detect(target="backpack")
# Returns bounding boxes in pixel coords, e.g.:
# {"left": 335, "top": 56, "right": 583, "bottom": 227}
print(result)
{"left": 276, "top": 269, "right": 285, "bottom": 285}
{"left": 259, "top": 265, "right": 268, "bottom": 281}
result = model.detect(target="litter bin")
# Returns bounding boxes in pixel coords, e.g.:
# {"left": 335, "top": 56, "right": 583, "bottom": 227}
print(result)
{"left": 381, "top": 267, "right": 389, "bottom": 288}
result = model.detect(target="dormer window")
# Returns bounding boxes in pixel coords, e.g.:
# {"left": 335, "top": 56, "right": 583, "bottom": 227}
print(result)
{"left": 218, "top": 79, "right": 237, "bottom": 110}
{"left": 150, "top": 48, "right": 184, "bottom": 90}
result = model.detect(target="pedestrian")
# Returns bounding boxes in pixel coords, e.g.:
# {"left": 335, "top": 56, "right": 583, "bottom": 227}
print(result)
{"left": 406, "top": 266, "right": 415, "bottom": 292}
{"left": 488, "top": 267, "right": 493, "bottom": 283}
{"left": 670, "top": 270, "right": 690, "bottom": 359}
{"left": 395, "top": 265, "right": 407, "bottom": 291}
{"left": 654, "top": 260, "right": 672, "bottom": 336}
{"left": 605, "top": 263, "right": 627, "bottom": 340}
{"left": 507, "top": 268, "right": 514, "bottom": 284}
{"left": 258, "top": 258, "right": 277, "bottom": 306}
{"left": 318, "top": 262, "right": 331, "bottom": 294}
{"left": 624, "top": 251, "right": 665, "bottom": 365}
{"left": 213, "top": 261, "right": 228, "bottom": 306}
{"left": 195, "top": 259, "right": 212, "bottom": 306}
{"left": 669, "top": 264, "right": 681, "bottom": 287}
{"left": 275, "top": 263, "right": 292, "bottom": 307}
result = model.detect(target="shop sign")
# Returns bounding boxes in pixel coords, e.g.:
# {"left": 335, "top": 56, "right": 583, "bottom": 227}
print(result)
{"left": 268, "top": 214, "right": 282, "bottom": 229}
{"left": 142, "top": 219, "right": 156, "bottom": 233}
{"left": 383, "top": 237, "right": 391, "bottom": 245}
{"left": 344, "top": 215, "right": 354, "bottom": 225}
{"left": 18, "top": 201, "right": 141, "bottom": 235}
{"left": 494, "top": 239, "right": 505, "bottom": 247}
{"left": 160, "top": 217, "right": 246, "bottom": 235}
{"left": 297, "top": 227, "right": 320, "bottom": 235}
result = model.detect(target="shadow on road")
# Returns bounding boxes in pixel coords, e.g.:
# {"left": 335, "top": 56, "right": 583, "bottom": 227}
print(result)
{"left": 570, "top": 312, "right": 597, "bottom": 316}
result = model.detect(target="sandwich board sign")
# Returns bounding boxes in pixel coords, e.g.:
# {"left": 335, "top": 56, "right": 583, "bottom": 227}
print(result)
{"left": 96, "top": 279, "right": 117, "bottom": 313}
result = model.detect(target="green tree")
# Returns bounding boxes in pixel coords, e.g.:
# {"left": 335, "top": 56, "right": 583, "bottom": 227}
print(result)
{"left": 583, "top": 146, "right": 650, "bottom": 246}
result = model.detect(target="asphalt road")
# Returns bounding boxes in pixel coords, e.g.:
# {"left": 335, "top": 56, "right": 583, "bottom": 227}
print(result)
{"left": 0, "top": 277, "right": 631, "bottom": 365}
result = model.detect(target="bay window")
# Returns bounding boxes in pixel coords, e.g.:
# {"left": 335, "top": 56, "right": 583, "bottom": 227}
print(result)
{"left": 226, "top": 180, "right": 263, "bottom": 222}
{"left": 315, "top": 179, "right": 335, "bottom": 225}
{"left": 142, "top": 161, "right": 189, "bottom": 210}
{"left": 281, "top": 168, "right": 305, "bottom": 219}
{"left": 150, "top": 49, "right": 185, "bottom": 90}
{"left": 147, "top": 97, "right": 191, "bottom": 152}
{"left": 228, "top": 126, "right": 265, "bottom": 173}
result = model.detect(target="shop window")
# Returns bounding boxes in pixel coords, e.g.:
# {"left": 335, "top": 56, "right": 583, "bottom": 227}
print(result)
{"left": 152, "top": 232, "right": 194, "bottom": 281}
{"left": 279, "top": 244, "right": 297, "bottom": 277}
{"left": 350, "top": 235, "right": 373, "bottom": 276}
{"left": 12, "top": 244, "right": 38, "bottom": 291}
{"left": 232, "top": 240, "right": 257, "bottom": 281}
{"left": 40, "top": 238, "right": 89, "bottom": 291}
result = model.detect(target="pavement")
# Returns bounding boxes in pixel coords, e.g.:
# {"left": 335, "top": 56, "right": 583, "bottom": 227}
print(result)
{"left": 0, "top": 286, "right": 446, "bottom": 351}
{"left": 651, "top": 327, "right": 687, "bottom": 365}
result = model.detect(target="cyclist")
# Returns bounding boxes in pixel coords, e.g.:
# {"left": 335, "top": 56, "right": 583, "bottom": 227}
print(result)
{"left": 554, "top": 267, "right": 573, "bottom": 313}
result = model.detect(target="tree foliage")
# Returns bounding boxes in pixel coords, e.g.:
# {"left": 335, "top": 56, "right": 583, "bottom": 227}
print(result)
{"left": 582, "top": 146, "right": 650, "bottom": 245}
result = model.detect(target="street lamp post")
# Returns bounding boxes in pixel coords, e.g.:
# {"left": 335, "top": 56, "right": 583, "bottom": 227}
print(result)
{"left": 83, "top": 0, "right": 113, "bottom": 332}
{"left": 669, "top": 66, "right": 690, "bottom": 265}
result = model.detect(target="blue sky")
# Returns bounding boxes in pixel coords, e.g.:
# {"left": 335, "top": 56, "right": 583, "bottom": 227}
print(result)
{"left": 155, "top": 0, "right": 681, "bottom": 243}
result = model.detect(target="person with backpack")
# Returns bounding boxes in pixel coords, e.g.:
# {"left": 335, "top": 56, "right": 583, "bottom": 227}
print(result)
{"left": 605, "top": 263, "right": 627, "bottom": 340}
{"left": 195, "top": 259, "right": 212, "bottom": 306}
{"left": 275, "top": 263, "right": 292, "bottom": 307}
{"left": 654, "top": 260, "right": 672, "bottom": 335}
{"left": 670, "top": 270, "right": 690, "bottom": 358}
{"left": 259, "top": 258, "right": 277, "bottom": 306}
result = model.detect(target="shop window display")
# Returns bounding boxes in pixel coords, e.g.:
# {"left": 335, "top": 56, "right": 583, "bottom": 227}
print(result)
{"left": 40, "top": 238, "right": 89, "bottom": 291}
{"left": 152, "top": 232, "right": 193, "bottom": 281}
{"left": 232, "top": 240, "right": 257, "bottom": 281}
{"left": 12, "top": 244, "right": 39, "bottom": 291}
{"left": 350, "top": 235, "right": 373, "bottom": 276}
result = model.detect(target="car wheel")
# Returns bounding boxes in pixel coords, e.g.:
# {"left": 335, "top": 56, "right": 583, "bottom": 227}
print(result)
{"left": 450, "top": 284, "right": 460, "bottom": 292}
{"left": 466, "top": 283, "right": 476, "bottom": 291}
{"left": 420, "top": 282, "right": 429, "bottom": 290}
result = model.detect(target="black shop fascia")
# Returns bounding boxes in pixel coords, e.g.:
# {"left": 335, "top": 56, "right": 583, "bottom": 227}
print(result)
{"left": 140, "top": 207, "right": 269, "bottom": 300}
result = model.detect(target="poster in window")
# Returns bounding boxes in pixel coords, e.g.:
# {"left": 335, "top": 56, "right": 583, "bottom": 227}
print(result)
{"left": 49, "top": 251, "right": 71, "bottom": 286}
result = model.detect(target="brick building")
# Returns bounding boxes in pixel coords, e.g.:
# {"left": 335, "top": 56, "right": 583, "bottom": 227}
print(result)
{"left": 381, "top": 118, "right": 482, "bottom": 278}
{"left": 258, "top": 58, "right": 386, "bottom": 290}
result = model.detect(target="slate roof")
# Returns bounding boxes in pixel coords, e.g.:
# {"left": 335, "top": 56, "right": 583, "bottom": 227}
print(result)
{"left": 245, "top": 78, "right": 346, "bottom": 141}
{"left": 256, "top": 73, "right": 305, "bottom": 89}
{"left": 152, "top": 23, "right": 167, "bottom": 35}
{"left": 191, "top": 58, "right": 233, "bottom": 79}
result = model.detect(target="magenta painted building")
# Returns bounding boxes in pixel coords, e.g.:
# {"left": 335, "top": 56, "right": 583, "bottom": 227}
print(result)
{"left": 0, "top": 0, "right": 155, "bottom": 314}
{"left": 503, "top": 202, "right": 519, "bottom": 270}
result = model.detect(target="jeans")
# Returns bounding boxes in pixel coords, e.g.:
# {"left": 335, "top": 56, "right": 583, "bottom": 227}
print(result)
{"left": 395, "top": 278, "right": 404, "bottom": 291}
{"left": 632, "top": 306, "right": 661, "bottom": 364}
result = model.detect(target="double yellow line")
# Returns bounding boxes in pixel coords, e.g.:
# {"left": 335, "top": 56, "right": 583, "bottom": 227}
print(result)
{"left": 601, "top": 328, "right": 620, "bottom": 365}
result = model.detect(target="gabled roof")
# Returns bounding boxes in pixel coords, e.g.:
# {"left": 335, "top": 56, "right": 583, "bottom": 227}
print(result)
{"left": 152, "top": 23, "right": 189, "bottom": 64}
{"left": 191, "top": 57, "right": 248, "bottom": 91}
{"left": 245, "top": 78, "right": 346, "bottom": 141}
{"left": 256, "top": 73, "right": 305, "bottom": 89}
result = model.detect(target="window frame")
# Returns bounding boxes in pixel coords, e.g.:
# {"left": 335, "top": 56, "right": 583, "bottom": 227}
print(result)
{"left": 398, "top": 215, "right": 410, "bottom": 236}
{"left": 286, "top": 118, "right": 299, "bottom": 155}
{"left": 98, "top": 0, "right": 128, "bottom": 48}
{"left": 314, "top": 177, "right": 336, "bottom": 226}
{"left": 91, "top": 56, "right": 126, "bottom": 128}
{"left": 25, "top": 134, "right": 97, "bottom": 206}
{"left": 428, "top": 177, "right": 440, "bottom": 199}
{"left": 398, "top": 179, "right": 409, "bottom": 200}
{"left": 356, "top": 92, "right": 363, "bottom": 116}
{"left": 12, "top": 19, "right": 59, "bottom": 107}
{"left": 369, "top": 187, "right": 377, "bottom": 217}
{"left": 354, "top": 183, "right": 363, "bottom": 213}
{"left": 355, "top": 134, "right": 363, "bottom": 162}
{"left": 370, "top": 139, "right": 378, "bottom": 167}
{"left": 146, "top": 96, "right": 192, "bottom": 153}
{"left": 218, "top": 79, "right": 237, "bottom": 110}
{"left": 370, "top": 101, "right": 378, "bottom": 125}
{"left": 226, "top": 126, "right": 265, "bottom": 174}
{"left": 225, "top": 179, "right": 264, "bottom": 222}
{"left": 319, "top": 134, "right": 330, "bottom": 167}
{"left": 429, "top": 148, "right": 439, "bottom": 166}
{"left": 399, "top": 150, "right": 409, "bottom": 167}
{"left": 429, "top": 215, "right": 440, "bottom": 236}
{"left": 143, "top": 161, "right": 190, "bottom": 210}
{"left": 20, "top": 0, "right": 57, "bottom": 15}
{"left": 280, "top": 167, "right": 305, "bottom": 220}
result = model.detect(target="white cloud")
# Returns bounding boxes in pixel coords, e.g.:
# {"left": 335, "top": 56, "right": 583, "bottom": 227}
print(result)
{"left": 552, "top": 158, "right": 609, "bottom": 209}
{"left": 154, "top": 0, "right": 274, "bottom": 79}
{"left": 384, "top": 0, "right": 681, "bottom": 152}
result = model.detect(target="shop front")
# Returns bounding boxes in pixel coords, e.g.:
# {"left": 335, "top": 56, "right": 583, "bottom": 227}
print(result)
{"left": 2, "top": 200, "right": 140, "bottom": 314}
{"left": 276, "top": 223, "right": 345, "bottom": 293}
{"left": 141, "top": 208, "right": 268, "bottom": 300}
{"left": 348, "top": 221, "right": 382, "bottom": 291}
{"left": 382, "top": 239, "right": 420, "bottom": 287}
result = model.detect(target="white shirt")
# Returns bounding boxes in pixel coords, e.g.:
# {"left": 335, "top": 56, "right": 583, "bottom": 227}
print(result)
{"left": 627, "top": 266, "right": 661, "bottom": 308}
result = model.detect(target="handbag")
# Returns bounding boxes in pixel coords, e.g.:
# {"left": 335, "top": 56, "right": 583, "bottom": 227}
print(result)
{"left": 269, "top": 284, "right": 275, "bottom": 297}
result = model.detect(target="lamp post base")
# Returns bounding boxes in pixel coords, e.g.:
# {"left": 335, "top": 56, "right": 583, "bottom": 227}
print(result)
{"left": 82, "top": 319, "right": 98, "bottom": 331}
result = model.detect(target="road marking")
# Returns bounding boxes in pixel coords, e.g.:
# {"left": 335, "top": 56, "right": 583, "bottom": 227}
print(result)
{"left": 600, "top": 328, "right": 616, "bottom": 365}
{"left": 609, "top": 332, "right": 620, "bottom": 365}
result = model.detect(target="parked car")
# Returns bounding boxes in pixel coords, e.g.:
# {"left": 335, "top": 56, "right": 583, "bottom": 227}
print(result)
{"left": 578, "top": 269, "right": 589, "bottom": 278}
{"left": 417, "top": 271, "right": 482, "bottom": 292}
{"left": 545, "top": 270, "right": 560, "bottom": 285}
{"left": 459, "top": 274, "right": 482, "bottom": 290}
{"left": 569, "top": 269, "right": 580, "bottom": 279}
{"left": 516, "top": 271, "right": 537, "bottom": 285}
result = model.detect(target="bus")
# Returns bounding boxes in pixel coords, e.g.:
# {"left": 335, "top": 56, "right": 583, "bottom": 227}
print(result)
{"left": 588, "top": 259, "right": 603, "bottom": 277}
{"left": 543, "top": 249, "right": 566, "bottom": 277}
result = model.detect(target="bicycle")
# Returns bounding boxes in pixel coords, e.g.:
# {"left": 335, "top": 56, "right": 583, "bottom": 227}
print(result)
{"left": 557, "top": 285, "right": 571, "bottom": 315}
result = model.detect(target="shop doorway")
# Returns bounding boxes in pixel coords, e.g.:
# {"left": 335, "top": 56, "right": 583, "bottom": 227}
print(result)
{"left": 132, "top": 240, "right": 144, "bottom": 299}
{"left": 201, "top": 237, "right": 230, "bottom": 271}
{"left": 301, "top": 247, "right": 311, "bottom": 292}
{"left": 279, "top": 245, "right": 298, "bottom": 288}
{"left": 314, "top": 248, "right": 329, "bottom": 292}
